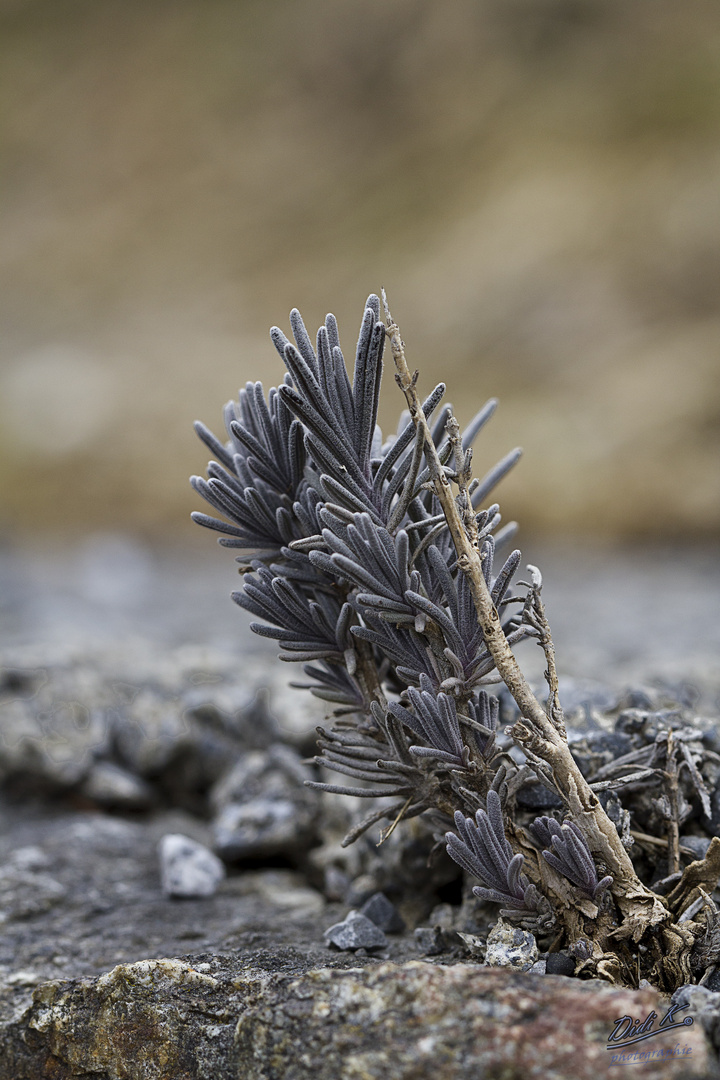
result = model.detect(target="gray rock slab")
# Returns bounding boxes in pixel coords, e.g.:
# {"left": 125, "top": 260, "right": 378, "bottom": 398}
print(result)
{"left": 0, "top": 798, "right": 415, "bottom": 1036}
{"left": 671, "top": 984, "right": 720, "bottom": 1052}
{"left": 0, "top": 690, "right": 110, "bottom": 790}
{"left": 0, "top": 545, "right": 719, "bottom": 1076}
{"left": 0, "top": 636, "right": 324, "bottom": 816}
{"left": 0, "top": 863, "right": 66, "bottom": 923}
{"left": 210, "top": 745, "right": 319, "bottom": 862}
{"left": 3, "top": 958, "right": 717, "bottom": 1080}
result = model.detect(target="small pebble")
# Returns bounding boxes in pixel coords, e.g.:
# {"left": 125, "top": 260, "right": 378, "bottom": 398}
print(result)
{"left": 359, "top": 892, "right": 405, "bottom": 933}
{"left": 414, "top": 926, "right": 447, "bottom": 956}
{"left": 345, "top": 873, "right": 382, "bottom": 907}
{"left": 323, "top": 866, "right": 351, "bottom": 902}
{"left": 426, "top": 903, "right": 456, "bottom": 930}
{"left": 681, "top": 836, "right": 712, "bottom": 860}
{"left": 210, "top": 745, "right": 318, "bottom": 861}
{"left": 516, "top": 783, "right": 563, "bottom": 810}
{"left": 484, "top": 918, "right": 538, "bottom": 971}
{"left": 545, "top": 952, "right": 576, "bottom": 977}
{"left": 323, "top": 910, "right": 388, "bottom": 952}
{"left": 81, "top": 761, "right": 154, "bottom": 810}
{"left": 158, "top": 833, "right": 225, "bottom": 898}
{"left": 457, "top": 931, "right": 485, "bottom": 960}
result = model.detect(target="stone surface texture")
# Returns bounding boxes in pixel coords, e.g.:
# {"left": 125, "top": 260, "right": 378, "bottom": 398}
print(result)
{"left": 1, "top": 547, "right": 719, "bottom": 1077}
{"left": 3, "top": 959, "right": 716, "bottom": 1080}
{"left": 210, "top": 745, "right": 320, "bottom": 862}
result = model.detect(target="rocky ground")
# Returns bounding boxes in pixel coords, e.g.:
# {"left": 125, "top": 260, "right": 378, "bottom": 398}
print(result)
{"left": 0, "top": 539, "right": 719, "bottom": 1079}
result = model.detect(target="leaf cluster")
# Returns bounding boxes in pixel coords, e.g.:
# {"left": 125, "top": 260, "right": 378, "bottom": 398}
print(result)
{"left": 191, "top": 293, "right": 720, "bottom": 986}
{"left": 191, "top": 295, "right": 537, "bottom": 847}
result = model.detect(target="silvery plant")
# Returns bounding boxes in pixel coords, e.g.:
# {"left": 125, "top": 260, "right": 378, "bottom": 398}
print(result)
{"left": 192, "top": 292, "right": 720, "bottom": 990}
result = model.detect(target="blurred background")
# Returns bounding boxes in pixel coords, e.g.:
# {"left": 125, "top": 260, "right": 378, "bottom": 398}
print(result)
{"left": 0, "top": 0, "right": 719, "bottom": 680}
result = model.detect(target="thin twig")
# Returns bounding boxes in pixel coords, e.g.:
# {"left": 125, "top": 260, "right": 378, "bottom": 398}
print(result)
{"left": 525, "top": 565, "right": 565, "bottom": 736}
{"left": 630, "top": 830, "right": 697, "bottom": 858}
{"left": 664, "top": 731, "right": 682, "bottom": 877}
{"left": 377, "top": 795, "right": 414, "bottom": 845}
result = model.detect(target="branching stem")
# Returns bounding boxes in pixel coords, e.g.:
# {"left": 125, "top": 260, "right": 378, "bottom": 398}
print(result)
{"left": 524, "top": 569, "right": 565, "bottom": 736}
{"left": 381, "top": 289, "right": 668, "bottom": 942}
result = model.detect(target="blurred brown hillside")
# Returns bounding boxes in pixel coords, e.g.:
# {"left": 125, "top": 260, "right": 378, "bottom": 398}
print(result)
{"left": 1, "top": 0, "right": 719, "bottom": 541}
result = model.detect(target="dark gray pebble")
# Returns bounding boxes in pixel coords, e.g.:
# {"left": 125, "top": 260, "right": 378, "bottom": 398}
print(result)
{"left": 546, "top": 952, "right": 577, "bottom": 977}
{"left": 323, "top": 910, "right": 388, "bottom": 952}
{"left": 414, "top": 926, "right": 447, "bottom": 956}
{"left": 516, "top": 783, "right": 563, "bottom": 810}
{"left": 359, "top": 892, "right": 405, "bottom": 934}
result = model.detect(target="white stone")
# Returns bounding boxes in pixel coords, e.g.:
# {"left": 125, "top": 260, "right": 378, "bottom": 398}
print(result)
{"left": 158, "top": 833, "right": 225, "bottom": 899}
{"left": 484, "top": 917, "right": 538, "bottom": 971}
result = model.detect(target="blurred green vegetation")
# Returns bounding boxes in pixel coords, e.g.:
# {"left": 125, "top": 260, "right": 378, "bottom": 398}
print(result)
{"left": 1, "top": 0, "right": 719, "bottom": 540}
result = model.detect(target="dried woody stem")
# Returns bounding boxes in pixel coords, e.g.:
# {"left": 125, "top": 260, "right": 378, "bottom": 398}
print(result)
{"left": 664, "top": 731, "right": 682, "bottom": 878}
{"left": 381, "top": 289, "right": 668, "bottom": 943}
